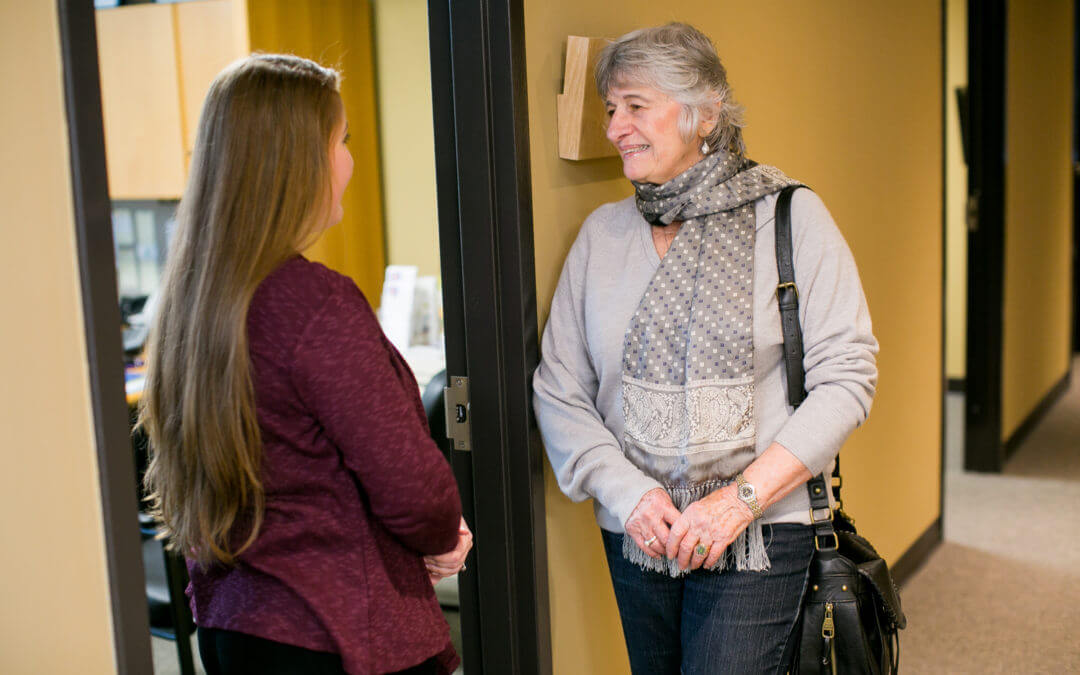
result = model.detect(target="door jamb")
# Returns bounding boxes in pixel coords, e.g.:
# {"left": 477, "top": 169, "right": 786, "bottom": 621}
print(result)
{"left": 964, "top": 0, "right": 1008, "bottom": 472}
{"left": 428, "top": 1, "right": 551, "bottom": 673}
{"left": 56, "top": 1, "right": 154, "bottom": 672}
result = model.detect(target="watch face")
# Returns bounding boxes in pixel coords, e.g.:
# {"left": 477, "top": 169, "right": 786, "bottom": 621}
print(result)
{"left": 739, "top": 484, "right": 755, "bottom": 500}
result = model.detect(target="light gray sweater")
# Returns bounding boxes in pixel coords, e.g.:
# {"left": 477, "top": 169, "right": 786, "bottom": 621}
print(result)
{"left": 533, "top": 190, "right": 878, "bottom": 533}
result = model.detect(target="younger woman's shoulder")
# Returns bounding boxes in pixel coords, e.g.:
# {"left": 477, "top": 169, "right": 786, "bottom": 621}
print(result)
{"left": 258, "top": 257, "right": 374, "bottom": 319}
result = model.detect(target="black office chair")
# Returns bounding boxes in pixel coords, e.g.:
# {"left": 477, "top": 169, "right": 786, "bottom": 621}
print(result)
{"left": 421, "top": 369, "right": 449, "bottom": 460}
{"left": 132, "top": 416, "right": 197, "bottom": 675}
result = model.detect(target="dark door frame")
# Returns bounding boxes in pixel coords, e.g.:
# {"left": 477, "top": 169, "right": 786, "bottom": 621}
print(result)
{"left": 1073, "top": 0, "right": 1080, "bottom": 355}
{"left": 57, "top": 1, "right": 154, "bottom": 672}
{"left": 428, "top": 1, "right": 551, "bottom": 673}
{"left": 59, "top": 0, "right": 550, "bottom": 672}
{"left": 964, "top": 0, "right": 1008, "bottom": 472}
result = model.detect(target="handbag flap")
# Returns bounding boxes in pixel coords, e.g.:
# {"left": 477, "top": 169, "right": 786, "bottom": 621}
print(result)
{"left": 858, "top": 558, "right": 907, "bottom": 630}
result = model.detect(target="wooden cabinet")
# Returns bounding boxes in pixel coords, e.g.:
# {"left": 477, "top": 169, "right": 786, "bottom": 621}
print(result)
{"left": 95, "top": 0, "right": 385, "bottom": 302}
{"left": 174, "top": 0, "right": 250, "bottom": 161}
{"left": 96, "top": 4, "right": 187, "bottom": 200}
{"left": 96, "top": 0, "right": 247, "bottom": 199}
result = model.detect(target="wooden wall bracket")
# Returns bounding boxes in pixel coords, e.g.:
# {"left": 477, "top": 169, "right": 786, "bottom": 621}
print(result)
{"left": 557, "top": 36, "right": 617, "bottom": 160}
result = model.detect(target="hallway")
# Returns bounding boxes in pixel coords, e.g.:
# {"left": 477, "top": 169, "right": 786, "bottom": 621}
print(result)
{"left": 900, "top": 358, "right": 1080, "bottom": 673}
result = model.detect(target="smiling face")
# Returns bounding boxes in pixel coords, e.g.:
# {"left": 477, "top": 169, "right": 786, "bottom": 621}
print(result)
{"left": 605, "top": 84, "right": 706, "bottom": 185}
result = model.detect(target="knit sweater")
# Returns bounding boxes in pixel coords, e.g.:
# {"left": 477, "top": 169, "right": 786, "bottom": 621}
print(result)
{"left": 533, "top": 190, "right": 878, "bottom": 533}
{"left": 186, "top": 257, "right": 462, "bottom": 675}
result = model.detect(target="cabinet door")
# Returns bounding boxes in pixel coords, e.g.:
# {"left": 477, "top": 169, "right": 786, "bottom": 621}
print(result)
{"left": 96, "top": 4, "right": 186, "bottom": 199}
{"left": 174, "top": 0, "right": 249, "bottom": 167}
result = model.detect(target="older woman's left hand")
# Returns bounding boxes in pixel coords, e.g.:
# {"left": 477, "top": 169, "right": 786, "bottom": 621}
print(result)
{"left": 666, "top": 486, "right": 754, "bottom": 571}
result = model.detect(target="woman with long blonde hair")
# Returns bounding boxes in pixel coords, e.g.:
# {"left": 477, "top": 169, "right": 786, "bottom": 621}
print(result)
{"left": 140, "top": 54, "right": 470, "bottom": 675}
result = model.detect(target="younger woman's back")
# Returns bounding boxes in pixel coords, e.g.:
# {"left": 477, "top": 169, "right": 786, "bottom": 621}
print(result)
{"left": 188, "top": 256, "right": 461, "bottom": 675}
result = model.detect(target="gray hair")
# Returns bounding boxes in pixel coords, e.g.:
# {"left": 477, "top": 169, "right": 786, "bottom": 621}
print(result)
{"left": 595, "top": 23, "right": 746, "bottom": 157}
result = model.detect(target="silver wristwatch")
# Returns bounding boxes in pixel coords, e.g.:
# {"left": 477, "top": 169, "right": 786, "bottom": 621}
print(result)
{"left": 734, "top": 473, "right": 764, "bottom": 519}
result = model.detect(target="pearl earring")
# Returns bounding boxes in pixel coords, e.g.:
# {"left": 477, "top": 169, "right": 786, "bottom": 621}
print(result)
{"left": 701, "top": 139, "right": 710, "bottom": 154}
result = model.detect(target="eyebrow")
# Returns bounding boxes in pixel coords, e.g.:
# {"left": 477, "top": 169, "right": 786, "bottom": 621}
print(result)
{"left": 605, "top": 93, "right": 650, "bottom": 107}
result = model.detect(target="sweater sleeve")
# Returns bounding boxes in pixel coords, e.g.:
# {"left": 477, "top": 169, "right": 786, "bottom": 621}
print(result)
{"left": 771, "top": 190, "right": 879, "bottom": 475}
{"left": 533, "top": 223, "right": 664, "bottom": 529}
{"left": 290, "top": 281, "right": 461, "bottom": 555}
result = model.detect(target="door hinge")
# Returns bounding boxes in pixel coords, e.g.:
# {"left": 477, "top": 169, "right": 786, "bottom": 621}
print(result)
{"left": 966, "top": 191, "right": 979, "bottom": 232}
{"left": 443, "top": 376, "right": 471, "bottom": 451}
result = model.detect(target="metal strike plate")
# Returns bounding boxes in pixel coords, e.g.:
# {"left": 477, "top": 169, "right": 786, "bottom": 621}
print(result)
{"left": 443, "top": 376, "right": 471, "bottom": 451}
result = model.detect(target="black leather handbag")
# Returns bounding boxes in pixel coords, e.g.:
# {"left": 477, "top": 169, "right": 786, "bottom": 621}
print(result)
{"left": 773, "top": 185, "right": 907, "bottom": 674}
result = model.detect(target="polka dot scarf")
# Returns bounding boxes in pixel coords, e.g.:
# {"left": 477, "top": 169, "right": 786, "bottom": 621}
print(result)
{"left": 620, "top": 151, "right": 797, "bottom": 576}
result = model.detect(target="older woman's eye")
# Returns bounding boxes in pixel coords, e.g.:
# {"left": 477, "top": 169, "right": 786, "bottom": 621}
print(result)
{"left": 343, "top": 133, "right": 351, "bottom": 145}
{"left": 605, "top": 108, "right": 615, "bottom": 117}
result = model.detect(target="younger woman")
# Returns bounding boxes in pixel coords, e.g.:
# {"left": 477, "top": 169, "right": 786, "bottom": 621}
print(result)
{"left": 140, "top": 54, "right": 470, "bottom": 675}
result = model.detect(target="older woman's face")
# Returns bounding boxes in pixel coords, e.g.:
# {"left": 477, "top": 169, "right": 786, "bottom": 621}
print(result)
{"left": 605, "top": 84, "right": 703, "bottom": 185}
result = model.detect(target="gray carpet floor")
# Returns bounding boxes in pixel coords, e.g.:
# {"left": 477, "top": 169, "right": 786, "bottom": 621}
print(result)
{"left": 901, "top": 358, "right": 1080, "bottom": 674}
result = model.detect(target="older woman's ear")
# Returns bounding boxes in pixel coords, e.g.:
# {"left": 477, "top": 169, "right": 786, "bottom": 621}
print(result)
{"left": 699, "top": 97, "right": 722, "bottom": 135}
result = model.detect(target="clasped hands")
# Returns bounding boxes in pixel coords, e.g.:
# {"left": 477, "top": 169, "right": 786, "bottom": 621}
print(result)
{"left": 424, "top": 516, "right": 473, "bottom": 584}
{"left": 624, "top": 486, "right": 755, "bottom": 571}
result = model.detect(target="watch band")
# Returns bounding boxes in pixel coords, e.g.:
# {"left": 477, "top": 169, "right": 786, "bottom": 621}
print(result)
{"left": 735, "top": 473, "right": 764, "bottom": 519}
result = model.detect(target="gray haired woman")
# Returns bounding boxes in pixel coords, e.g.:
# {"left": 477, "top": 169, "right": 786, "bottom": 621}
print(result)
{"left": 533, "top": 23, "right": 878, "bottom": 674}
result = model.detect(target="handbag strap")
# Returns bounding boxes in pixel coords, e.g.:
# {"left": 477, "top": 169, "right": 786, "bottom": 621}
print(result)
{"left": 773, "top": 185, "right": 841, "bottom": 547}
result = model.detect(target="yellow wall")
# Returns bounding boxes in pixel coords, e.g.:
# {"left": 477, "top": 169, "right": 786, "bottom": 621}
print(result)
{"left": 1001, "top": 0, "right": 1075, "bottom": 440}
{"left": 372, "top": 0, "right": 441, "bottom": 279}
{"left": 0, "top": 3, "right": 116, "bottom": 673}
{"left": 247, "top": 0, "right": 387, "bottom": 303}
{"left": 525, "top": 3, "right": 943, "bottom": 673}
{"left": 945, "top": 0, "right": 968, "bottom": 380}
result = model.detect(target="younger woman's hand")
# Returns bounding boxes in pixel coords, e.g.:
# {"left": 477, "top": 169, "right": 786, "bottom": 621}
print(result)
{"left": 624, "top": 487, "right": 682, "bottom": 558}
{"left": 425, "top": 517, "right": 473, "bottom": 583}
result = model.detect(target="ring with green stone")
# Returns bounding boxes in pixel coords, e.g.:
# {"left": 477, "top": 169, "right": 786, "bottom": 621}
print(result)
{"left": 694, "top": 543, "right": 708, "bottom": 556}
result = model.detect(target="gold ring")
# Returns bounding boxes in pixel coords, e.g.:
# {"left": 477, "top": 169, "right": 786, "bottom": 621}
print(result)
{"left": 695, "top": 544, "right": 708, "bottom": 556}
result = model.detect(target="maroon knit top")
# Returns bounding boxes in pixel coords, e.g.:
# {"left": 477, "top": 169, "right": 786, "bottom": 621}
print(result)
{"left": 186, "top": 257, "right": 462, "bottom": 675}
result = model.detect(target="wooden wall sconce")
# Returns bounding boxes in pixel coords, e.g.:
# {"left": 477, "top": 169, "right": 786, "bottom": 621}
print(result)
{"left": 557, "top": 36, "right": 618, "bottom": 160}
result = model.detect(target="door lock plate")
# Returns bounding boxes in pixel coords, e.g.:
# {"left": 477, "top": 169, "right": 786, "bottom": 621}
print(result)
{"left": 443, "top": 376, "right": 471, "bottom": 451}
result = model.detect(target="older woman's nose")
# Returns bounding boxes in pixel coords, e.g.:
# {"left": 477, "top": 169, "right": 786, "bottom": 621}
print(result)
{"left": 607, "top": 109, "right": 629, "bottom": 142}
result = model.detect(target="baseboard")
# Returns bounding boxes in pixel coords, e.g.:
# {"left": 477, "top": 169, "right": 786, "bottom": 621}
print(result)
{"left": 1003, "top": 369, "right": 1072, "bottom": 461}
{"left": 891, "top": 517, "right": 942, "bottom": 588}
{"left": 946, "top": 378, "right": 965, "bottom": 393}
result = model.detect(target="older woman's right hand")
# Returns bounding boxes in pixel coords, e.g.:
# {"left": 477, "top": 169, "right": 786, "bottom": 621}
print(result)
{"left": 624, "top": 487, "right": 682, "bottom": 558}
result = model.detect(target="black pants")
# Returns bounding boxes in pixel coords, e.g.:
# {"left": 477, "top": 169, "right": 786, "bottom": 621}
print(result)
{"left": 197, "top": 627, "right": 438, "bottom": 675}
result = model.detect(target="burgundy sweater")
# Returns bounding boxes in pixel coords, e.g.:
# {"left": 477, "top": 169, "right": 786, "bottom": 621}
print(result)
{"left": 186, "top": 257, "right": 462, "bottom": 675}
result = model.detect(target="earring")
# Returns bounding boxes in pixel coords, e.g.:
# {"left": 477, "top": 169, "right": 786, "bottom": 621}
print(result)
{"left": 701, "top": 139, "right": 710, "bottom": 154}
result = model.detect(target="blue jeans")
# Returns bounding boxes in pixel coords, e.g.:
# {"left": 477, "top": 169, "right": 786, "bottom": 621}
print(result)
{"left": 601, "top": 524, "right": 813, "bottom": 675}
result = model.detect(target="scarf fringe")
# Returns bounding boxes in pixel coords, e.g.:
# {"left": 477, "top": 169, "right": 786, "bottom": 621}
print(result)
{"left": 621, "top": 481, "right": 771, "bottom": 577}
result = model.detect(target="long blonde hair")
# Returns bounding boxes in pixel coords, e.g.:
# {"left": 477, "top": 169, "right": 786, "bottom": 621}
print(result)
{"left": 140, "top": 54, "right": 342, "bottom": 566}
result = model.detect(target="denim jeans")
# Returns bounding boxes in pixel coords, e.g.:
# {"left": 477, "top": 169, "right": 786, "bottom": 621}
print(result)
{"left": 601, "top": 523, "right": 813, "bottom": 675}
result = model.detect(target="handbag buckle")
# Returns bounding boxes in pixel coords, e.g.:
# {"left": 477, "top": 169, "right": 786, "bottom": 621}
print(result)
{"left": 775, "top": 282, "right": 799, "bottom": 301}
{"left": 809, "top": 506, "right": 833, "bottom": 524}
{"left": 814, "top": 532, "right": 839, "bottom": 551}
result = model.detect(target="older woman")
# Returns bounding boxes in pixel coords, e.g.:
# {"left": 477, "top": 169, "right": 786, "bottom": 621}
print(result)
{"left": 533, "top": 23, "right": 878, "bottom": 674}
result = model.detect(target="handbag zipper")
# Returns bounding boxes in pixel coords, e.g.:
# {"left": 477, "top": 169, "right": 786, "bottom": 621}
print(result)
{"left": 821, "top": 602, "right": 837, "bottom": 675}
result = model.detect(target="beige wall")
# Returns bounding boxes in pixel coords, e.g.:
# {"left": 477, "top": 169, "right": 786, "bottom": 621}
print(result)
{"left": 0, "top": 2, "right": 116, "bottom": 673}
{"left": 945, "top": 0, "right": 968, "bottom": 380}
{"left": 1001, "top": 0, "right": 1075, "bottom": 440}
{"left": 525, "top": 3, "right": 943, "bottom": 673}
{"left": 373, "top": 0, "right": 442, "bottom": 279}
